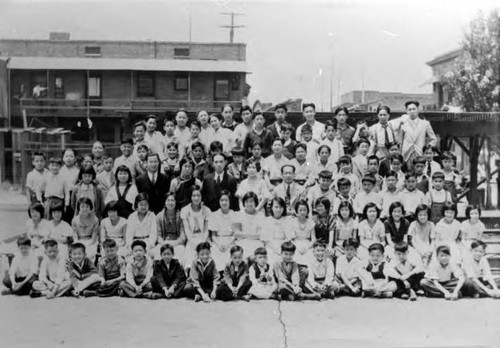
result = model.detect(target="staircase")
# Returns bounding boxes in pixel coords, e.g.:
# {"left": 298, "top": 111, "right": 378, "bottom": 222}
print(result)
{"left": 478, "top": 212, "right": 500, "bottom": 275}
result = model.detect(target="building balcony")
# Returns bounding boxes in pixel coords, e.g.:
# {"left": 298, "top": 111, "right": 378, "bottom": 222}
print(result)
{"left": 14, "top": 98, "right": 243, "bottom": 117}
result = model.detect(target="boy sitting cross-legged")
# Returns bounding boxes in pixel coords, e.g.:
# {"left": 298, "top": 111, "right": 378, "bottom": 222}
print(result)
{"left": 119, "top": 240, "right": 157, "bottom": 299}
{"left": 66, "top": 242, "right": 102, "bottom": 297}
{"left": 2, "top": 237, "right": 38, "bottom": 296}
{"left": 387, "top": 241, "right": 425, "bottom": 301}
{"left": 248, "top": 247, "right": 278, "bottom": 300}
{"left": 273, "top": 241, "right": 320, "bottom": 301}
{"left": 361, "top": 243, "right": 397, "bottom": 298}
{"left": 183, "top": 242, "right": 220, "bottom": 302}
{"left": 151, "top": 243, "right": 187, "bottom": 299}
{"left": 96, "top": 239, "right": 126, "bottom": 297}
{"left": 216, "top": 245, "right": 252, "bottom": 301}
{"left": 305, "top": 240, "right": 339, "bottom": 299}
{"left": 31, "top": 239, "right": 71, "bottom": 298}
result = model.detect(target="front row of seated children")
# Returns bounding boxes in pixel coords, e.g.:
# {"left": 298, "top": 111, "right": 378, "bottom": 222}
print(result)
{"left": 3, "top": 235, "right": 500, "bottom": 301}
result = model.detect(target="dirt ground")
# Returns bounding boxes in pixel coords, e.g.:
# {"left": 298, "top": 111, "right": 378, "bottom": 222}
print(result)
{"left": 1, "top": 191, "right": 500, "bottom": 348}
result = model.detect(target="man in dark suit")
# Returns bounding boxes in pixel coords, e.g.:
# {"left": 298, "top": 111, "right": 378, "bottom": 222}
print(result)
{"left": 267, "top": 103, "right": 292, "bottom": 139}
{"left": 135, "top": 153, "right": 170, "bottom": 214}
{"left": 201, "top": 153, "right": 238, "bottom": 212}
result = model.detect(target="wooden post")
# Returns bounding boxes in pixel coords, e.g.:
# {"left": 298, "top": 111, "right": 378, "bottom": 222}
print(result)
{"left": 0, "top": 131, "right": 4, "bottom": 183}
{"left": 469, "top": 134, "right": 480, "bottom": 206}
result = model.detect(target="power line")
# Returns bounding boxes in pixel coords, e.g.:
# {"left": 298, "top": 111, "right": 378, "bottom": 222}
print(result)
{"left": 220, "top": 12, "right": 245, "bottom": 43}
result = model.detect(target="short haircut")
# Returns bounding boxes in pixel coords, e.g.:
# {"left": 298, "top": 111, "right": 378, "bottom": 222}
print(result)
{"left": 48, "top": 157, "right": 63, "bottom": 166}
{"left": 294, "top": 142, "right": 307, "bottom": 153}
{"left": 390, "top": 154, "right": 404, "bottom": 164}
{"left": 270, "top": 197, "right": 287, "bottom": 217}
{"left": 189, "top": 184, "right": 202, "bottom": 199}
{"left": 28, "top": 202, "right": 45, "bottom": 219}
{"left": 302, "top": 103, "right": 316, "bottom": 111}
{"left": 312, "top": 240, "right": 326, "bottom": 249}
{"left": 231, "top": 147, "right": 246, "bottom": 157}
{"left": 361, "top": 175, "right": 376, "bottom": 185}
{"left": 115, "top": 165, "right": 133, "bottom": 184}
{"left": 337, "top": 201, "right": 355, "bottom": 219}
{"left": 145, "top": 114, "right": 157, "bottom": 122}
{"left": 164, "top": 117, "right": 175, "bottom": 125}
{"left": 356, "top": 138, "right": 370, "bottom": 148}
{"left": 317, "top": 144, "right": 331, "bottom": 155}
{"left": 250, "top": 139, "right": 264, "bottom": 150}
{"left": 210, "top": 141, "right": 224, "bottom": 153}
{"left": 465, "top": 204, "right": 481, "bottom": 219}
{"left": 133, "top": 121, "right": 147, "bottom": 131}
{"left": 376, "top": 105, "right": 391, "bottom": 114}
{"left": 280, "top": 123, "right": 293, "bottom": 133}
{"left": 179, "top": 156, "right": 195, "bottom": 170}
{"left": 405, "top": 100, "right": 420, "bottom": 108}
{"left": 389, "top": 201, "right": 405, "bottom": 216}
{"left": 441, "top": 151, "right": 455, "bottom": 162}
{"left": 362, "top": 202, "right": 381, "bottom": 220}
{"left": 281, "top": 164, "right": 295, "bottom": 174}
{"left": 191, "top": 141, "right": 205, "bottom": 153}
{"left": 325, "top": 119, "right": 337, "bottom": 131}
{"left": 71, "top": 242, "right": 86, "bottom": 253}
{"left": 405, "top": 171, "right": 417, "bottom": 180}
{"left": 294, "top": 199, "right": 310, "bottom": 215}
{"left": 240, "top": 105, "right": 253, "bottom": 114}
{"left": 79, "top": 166, "right": 97, "bottom": 180}
{"left": 386, "top": 170, "right": 398, "bottom": 179}
{"left": 210, "top": 113, "right": 224, "bottom": 123}
{"left": 17, "top": 236, "right": 31, "bottom": 247}
{"left": 436, "top": 245, "right": 451, "bottom": 256}
{"left": 77, "top": 196, "right": 94, "bottom": 211}
{"left": 368, "top": 243, "right": 385, "bottom": 254}
{"left": 315, "top": 196, "right": 331, "bottom": 213}
{"left": 338, "top": 155, "right": 352, "bottom": 165}
{"left": 254, "top": 247, "right": 267, "bottom": 256}
{"left": 221, "top": 104, "right": 234, "bottom": 112}
{"left": 245, "top": 157, "right": 261, "bottom": 172}
{"left": 275, "top": 103, "right": 287, "bottom": 112}
{"left": 104, "top": 201, "right": 120, "bottom": 215}
{"left": 131, "top": 240, "right": 146, "bottom": 251}
{"left": 441, "top": 201, "right": 457, "bottom": 216}
{"left": 160, "top": 243, "right": 175, "bottom": 255}
{"left": 134, "top": 192, "right": 149, "bottom": 209}
{"left": 318, "top": 170, "right": 333, "bottom": 179}
{"left": 102, "top": 153, "right": 113, "bottom": 161}
{"left": 196, "top": 241, "right": 211, "bottom": 253}
{"left": 121, "top": 137, "right": 134, "bottom": 145}
{"left": 334, "top": 107, "right": 349, "bottom": 116}
{"left": 166, "top": 142, "right": 179, "bottom": 150}
{"left": 413, "top": 156, "right": 426, "bottom": 166}
{"left": 254, "top": 112, "right": 265, "bottom": 120}
{"left": 49, "top": 201, "right": 65, "bottom": 215}
{"left": 367, "top": 155, "right": 379, "bottom": 165}
{"left": 146, "top": 152, "right": 161, "bottom": 163}
{"left": 281, "top": 241, "right": 296, "bottom": 253}
{"left": 415, "top": 204, "right": 430, "bottom": 219}
{"left": 230, "top": 245, "right": 244, "bottom": 255}
{"left": 387, "top": 141, "right": 399, "bottom": 150}
{"left": 44, "top": 239, "right": 58, "bottom": 248}
{"left": 273, "top": 137, "right": 285, "bottom": 146}
{"left": 394, "top": 241, "right": 409, "bottom": 253}
{"left": 102, "top": 239, "right": 117, "bottom": 248}
{"left": 301, "top": 124, "right": 313, "bottom": 134}
{"left": 343, "top": 238, "right": 359, "bottom": 249}
{"left": 337, "top": 177, "right": 352, "bottom": 188}
{"left": 431, "top": 171, "right": 445, "bottom": 180}
{"left": 470, "top": 239, "right": 486, "bottom": 250}
{"left": 219, "top": 189, "right": 232, "bottom": 201}
{"left": 32, "top": 151, "right": 46, "bottom": 160}
{"left": 189, "top": 120, "right": 201, "bottom": 129}
{"left": 242, "top": 191, "right": 259, "bottom": 206}
{"left": 136, "top": 144, "right": 149, "bottom": 153}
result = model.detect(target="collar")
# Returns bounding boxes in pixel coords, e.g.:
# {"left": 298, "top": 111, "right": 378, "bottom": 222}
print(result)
{"left": 133, "top": 257, "right": 147, "bottom": 268}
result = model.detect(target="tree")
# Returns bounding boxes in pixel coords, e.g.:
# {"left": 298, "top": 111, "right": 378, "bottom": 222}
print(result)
{"left": 442, "top": 9, "right": 500, "bottom": 111}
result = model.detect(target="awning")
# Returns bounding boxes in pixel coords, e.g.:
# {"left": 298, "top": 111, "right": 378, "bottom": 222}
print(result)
{"left": 1, "top": 56, "right": 249, "bottom": 73}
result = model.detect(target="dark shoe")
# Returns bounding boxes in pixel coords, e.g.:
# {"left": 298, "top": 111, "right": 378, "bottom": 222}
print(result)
{"left": 29, "top": 290, "right": 43, "bottom": 298}
{"left": 400, "top": 293, "right": 410, "bottom": 300}
{"left": 1, "top": 289, "right": 13, "bottom": 296}
{"left": 194, "top": 294, "right": 202, "bottom": 302}
{"left": 143, "top": 292, "right": 161, "bottom": 300}
{"left": 241, "top": 294, "right": 251, "bottom": 302}
{"left": 286, "top": 294, "right": 295, "bottom": 301}
{"left": 381, "top": 291, "right": 393, "bottom": 298}
{"left": 82, "top": 290, "right": 97, "bottom": 298}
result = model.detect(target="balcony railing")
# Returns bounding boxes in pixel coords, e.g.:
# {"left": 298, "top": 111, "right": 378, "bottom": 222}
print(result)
{"left": 15, "top": 98, "right": 243, "bottom": 117}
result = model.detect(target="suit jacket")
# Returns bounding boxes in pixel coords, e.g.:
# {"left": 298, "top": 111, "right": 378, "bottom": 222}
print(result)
{"left": 273, "top": 182, "right": 305, "bottom": 213}
{"left": 152, "top": 259, "right": 186, "bottom": 289}
{"left": 400, "top": 118, "right": 437, "bottom": 161}
{"left": 201, "top": 171, "right": 238, "bottom": 212}
{"left": 135, "top": 172, "right": 171, "bottom": 214}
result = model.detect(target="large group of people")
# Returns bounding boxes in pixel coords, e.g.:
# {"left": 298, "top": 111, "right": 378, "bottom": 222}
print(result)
{"left": 2, "top": 101, "right": 499, "bottom": 302}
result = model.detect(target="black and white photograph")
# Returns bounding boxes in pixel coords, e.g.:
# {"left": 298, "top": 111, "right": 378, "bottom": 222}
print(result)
{"left": 0, "top": 0, "right": 500, "bottom": 347}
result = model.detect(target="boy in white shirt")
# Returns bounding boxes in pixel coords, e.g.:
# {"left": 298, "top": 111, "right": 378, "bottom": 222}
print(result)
{"left": 306, "top": 240, "right": 339, "bottom": 299}
{"left": 2, "top": 237, "right": 38, "bottom": 296}
{"left": 464, "top": 240, "right": 500, "bottom": 298}
{"left": 26, "top": 151, "right": 49, "bottom": 204}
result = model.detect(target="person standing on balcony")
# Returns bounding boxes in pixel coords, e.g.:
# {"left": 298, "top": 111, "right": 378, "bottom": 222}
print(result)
{"left": 335, "top": 107, "right": 356, "bottom": 155}
{"left": 368, "top": 106, "right": 397, "bottom": 161}
{"left": 296, "top": 103, "right": 325, "bottom": 143}
{"left": 144, "top": 115, "right": 166, "bottom": 160}
{"left": 234, "top": 106, "right": 254, "bottom": 148}
{"left": 399, "top": 101, "right": 437, "bottom": 169}
{"left": 221, "top": 104, "right": 239, "bottom": 131}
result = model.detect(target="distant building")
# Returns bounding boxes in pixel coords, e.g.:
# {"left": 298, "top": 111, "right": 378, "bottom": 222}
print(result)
{"left": 0, "top": 32, "right": 249, "bottom": 142}
{"left": 336, "top": 90, "right": 434, "bottom": 112}
{"left": 425, "top": 48, "right": 463, "bottom": 110}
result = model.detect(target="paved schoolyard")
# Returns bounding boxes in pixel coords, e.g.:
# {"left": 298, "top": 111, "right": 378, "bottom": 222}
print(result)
{"left": 1, "top": 191, "right": 500, "bottom": 347}
{"left": 1, "top": 294, "right": 500, "bottom": 348}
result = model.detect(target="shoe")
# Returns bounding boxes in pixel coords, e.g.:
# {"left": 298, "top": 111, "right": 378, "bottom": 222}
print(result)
{"left": 143, "top": 292, "right": 161, "bottom": 300}
{"left": 241, "top": 294, "right": 251, "bottom": 302}
{"left": 472, "top": 293, "right": 480, "bottom": 299}
{"left": 117, "top": 289, "right": 124, "bottom": 297}
{"left": 310, "top": 293, "right": 321, "bottom": 301}
{"left": 269, "top": 293, "right": 280, "bottom": 301}
{"left": 409, "top": 290, "right": 417, "bottom": 301}
{"left": 400, "top": 293, "right": 410, "bottom": 300}
{"left": 1, "top": 289, "right": 13, "bottom": 296}
{"left": 72, "top": 290, "right": 80, "bottom": 298}
{"left": 194, "top": 294, "right": 202, "bottom": 302}
{"left": 82, "top": 290, "right": 97, "bottom": 298}
{"left": 287, "top": 294, "right": 295, "bottom": 301}
{"left": 381, "top": 291, "right": 393, "bottom": 298}
{"left": 29, "top": 290, "right": 43, "bottom": 298}
{"left": 416, "top": 289, "right": 425, "bottom": 297}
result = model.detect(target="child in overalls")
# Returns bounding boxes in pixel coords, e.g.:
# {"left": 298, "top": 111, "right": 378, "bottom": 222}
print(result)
{"left": 426, "top": 171, "right": 452, "bottom": 224}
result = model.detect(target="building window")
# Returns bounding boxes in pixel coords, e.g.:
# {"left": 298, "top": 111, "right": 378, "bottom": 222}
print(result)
{"left": 85, "top": 46, "right": 101, "bottom": 56}
{"left": 87, "top": 76, "right": 101, "bottom": 98}
{"left": 174, "top": 48, "right": 190, "bottom": 58}
{"left": 215, "top": 79, "right": 230, "bottom": 100}
{"left": 54, "top": 77, "right": 65, "bottom": 99}
{"left": 174, "top": 74, "right": 188, "bottom": 91}
{"left": 137, "top": 72, "right": 155, "bottom": 98}
{"left": 231, "top": 74, "right": 240, "bottom": 91}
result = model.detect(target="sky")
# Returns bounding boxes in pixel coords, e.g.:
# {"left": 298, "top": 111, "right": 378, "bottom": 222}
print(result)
{"left": 0, "top": 0, "right": 498, "bottom": 109}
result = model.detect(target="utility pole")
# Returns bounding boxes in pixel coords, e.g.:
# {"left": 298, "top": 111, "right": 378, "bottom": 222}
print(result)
{"left": 220, "top": 12, "right": 245, "bottom": 43}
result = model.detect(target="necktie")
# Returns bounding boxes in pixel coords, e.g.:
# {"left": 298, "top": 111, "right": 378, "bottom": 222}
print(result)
{"left": 151, "top": 174, "right": 156, "bottom": 185}
{"left": 216, "top": 175, "right": 221, "bottom": 185}
{"left": 383, "top": 125, "right": 390, "bottom": 148}
{"left": 426, "top": 163, "right": 431, "bottom": 177}
{"left": 286, "top": 184, "right": 291, "bottom": 201}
